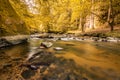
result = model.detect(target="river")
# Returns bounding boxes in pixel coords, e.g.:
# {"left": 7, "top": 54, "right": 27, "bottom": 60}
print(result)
{"left": 0, "top": 38, "right": 120, "bottom": 80}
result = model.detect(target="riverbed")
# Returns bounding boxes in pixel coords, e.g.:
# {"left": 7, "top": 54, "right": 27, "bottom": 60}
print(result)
{"left": 0, "top": 38, "right": 120, "bottom": 80}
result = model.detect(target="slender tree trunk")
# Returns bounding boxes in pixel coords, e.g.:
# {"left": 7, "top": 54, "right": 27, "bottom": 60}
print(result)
{"left": 79, "top": 17, "right": 86, "bottom": 32}
{"left": 110, "top": 24, "right": 114, "bottom": 31}
{"left": 78, "top": 17, "right": 82, "bottom": 30}
{"left": 78, "top": 17, "right": 85, "bottom": 32}
{"left": 90, "top": 0, "right": 94, "bottom": 29}
{"left": 81, "top": 25, "right": 85, "bottom": 32}
{"left": 107, "top": 0, "right": 114, "bottom": 31}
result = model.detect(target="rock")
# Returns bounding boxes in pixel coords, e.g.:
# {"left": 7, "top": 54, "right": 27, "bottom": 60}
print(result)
{"left": 30, "top": 47, "right": 38, "bottom": 50}
{"left": 107, "top": 37, "right": 118, "bottom": 42}
{"left": 54, "top": 47, "right": 63, "bottom": 51}
{"left": 75, "top": 38, "right": 83, "bottom": 41}
{"left": 20, "top": 64, "right": 39, "bottom": 70}
{"left": 60, "top": 37, "right": 75, "bottom": 41}
{"left": 40, "top": 42, "right": 53, "bottom": 48}
{"left": 60, "top": 37, "right": 69, "bottom": 41}
{"left": 47, "top": 38, "right": 59, "bottom": 42}
{"left": 101, "top": 38, "right": 107, "bottom": 42}
{"left": 92, "top": 37, "right": 99, "bottom": 41}
{"left": 21, "top": 69, "right": 36, "bottom": 79}
{"left": 29, "top": 65, "right": 39, "bottom": 70}
{"left": 30, "top": 33, "right": 49, "bottom": 38}
{"left": 39, "top": 46, "right": 46, "bottom": 49}
{"left": 10, "top": 38, "right": 28, "bottom": 45}
{"left": 68, "top": 37, "right": 74, "bottom": 40}
{"left": 0, "top": 38, "right": 12, "bottom": 48}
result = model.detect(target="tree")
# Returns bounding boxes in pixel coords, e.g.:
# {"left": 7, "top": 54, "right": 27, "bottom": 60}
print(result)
{"left": 90, "top": 0, "right": 95, "bottom": 29}
{"left": 107, "top": 0, "right": 114, "bottom": 31}
{"left": 91, "top": 0, "right": 120, "bottom": 31}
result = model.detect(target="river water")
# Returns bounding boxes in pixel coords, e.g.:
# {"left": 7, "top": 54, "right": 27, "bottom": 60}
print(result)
{"left": 0, "top": 39, "right": 120, "bottom": 80}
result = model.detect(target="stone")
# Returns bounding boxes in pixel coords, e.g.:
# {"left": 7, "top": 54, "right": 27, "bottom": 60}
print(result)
{"left": 10, "top": 38, "right": 28, "bottom": 45}
{"left": 92, "top": 37, "right": 99, "bottom": 41}
{"left": 60, "top": 38, "right": 69, "bottom": 41}
{"left": 101, "top": 38, "right": 107, "bottom": 42}
{"left": 29, "top": 65, "right": 39, "bottom": 70}
{"left": 40, "top": 42, "right": 53, "bottom": 48}
{"left": 54, "top": 47, "right": 63, "bottom": 51}
{"left": 21, "top": 69, "right": 36, "bottom": 79}
{"left": 0, "top": 38, "right": 12, "bottom": 48}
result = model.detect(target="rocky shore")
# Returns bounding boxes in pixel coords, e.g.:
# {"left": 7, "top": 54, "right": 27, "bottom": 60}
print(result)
{"left": 30, "top": 33, "right": 120, "bottom": 43}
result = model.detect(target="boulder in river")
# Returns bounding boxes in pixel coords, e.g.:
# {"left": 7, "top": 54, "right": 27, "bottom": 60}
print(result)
{"left": 40, "top": 42, "right": 53, "bottom": 48}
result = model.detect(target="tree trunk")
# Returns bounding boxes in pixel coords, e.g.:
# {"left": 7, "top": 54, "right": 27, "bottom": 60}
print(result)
{"left": 90, "top": 0, "right": 94, "bottom": 29}
{"left": 90, "top": 14, "right": 94, "bottom": 29}
{"left": 110, "top": 24, "right": 113, "bottom": 31}
{"left": 107, "top": 0, "right": 114, "bottom": 31}
{"left": 78, "top": 17, "right": 82, "bottom": 30}
{"left": 78, "top": 17, "right": 85, "bottom": 32}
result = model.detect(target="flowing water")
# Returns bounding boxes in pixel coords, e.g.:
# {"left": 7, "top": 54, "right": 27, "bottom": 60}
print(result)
{"left": 0, "top": 39, "right": 120, "bottom": 80}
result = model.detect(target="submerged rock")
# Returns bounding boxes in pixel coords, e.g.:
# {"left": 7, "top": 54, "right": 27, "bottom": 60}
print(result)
{"left": 54, "top": 47, "right": 63, "bottom": 51}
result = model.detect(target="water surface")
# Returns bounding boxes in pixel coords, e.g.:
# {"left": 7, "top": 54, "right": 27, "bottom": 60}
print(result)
{"left": 0, "top": 39, "right": 120, "bottom": 80}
